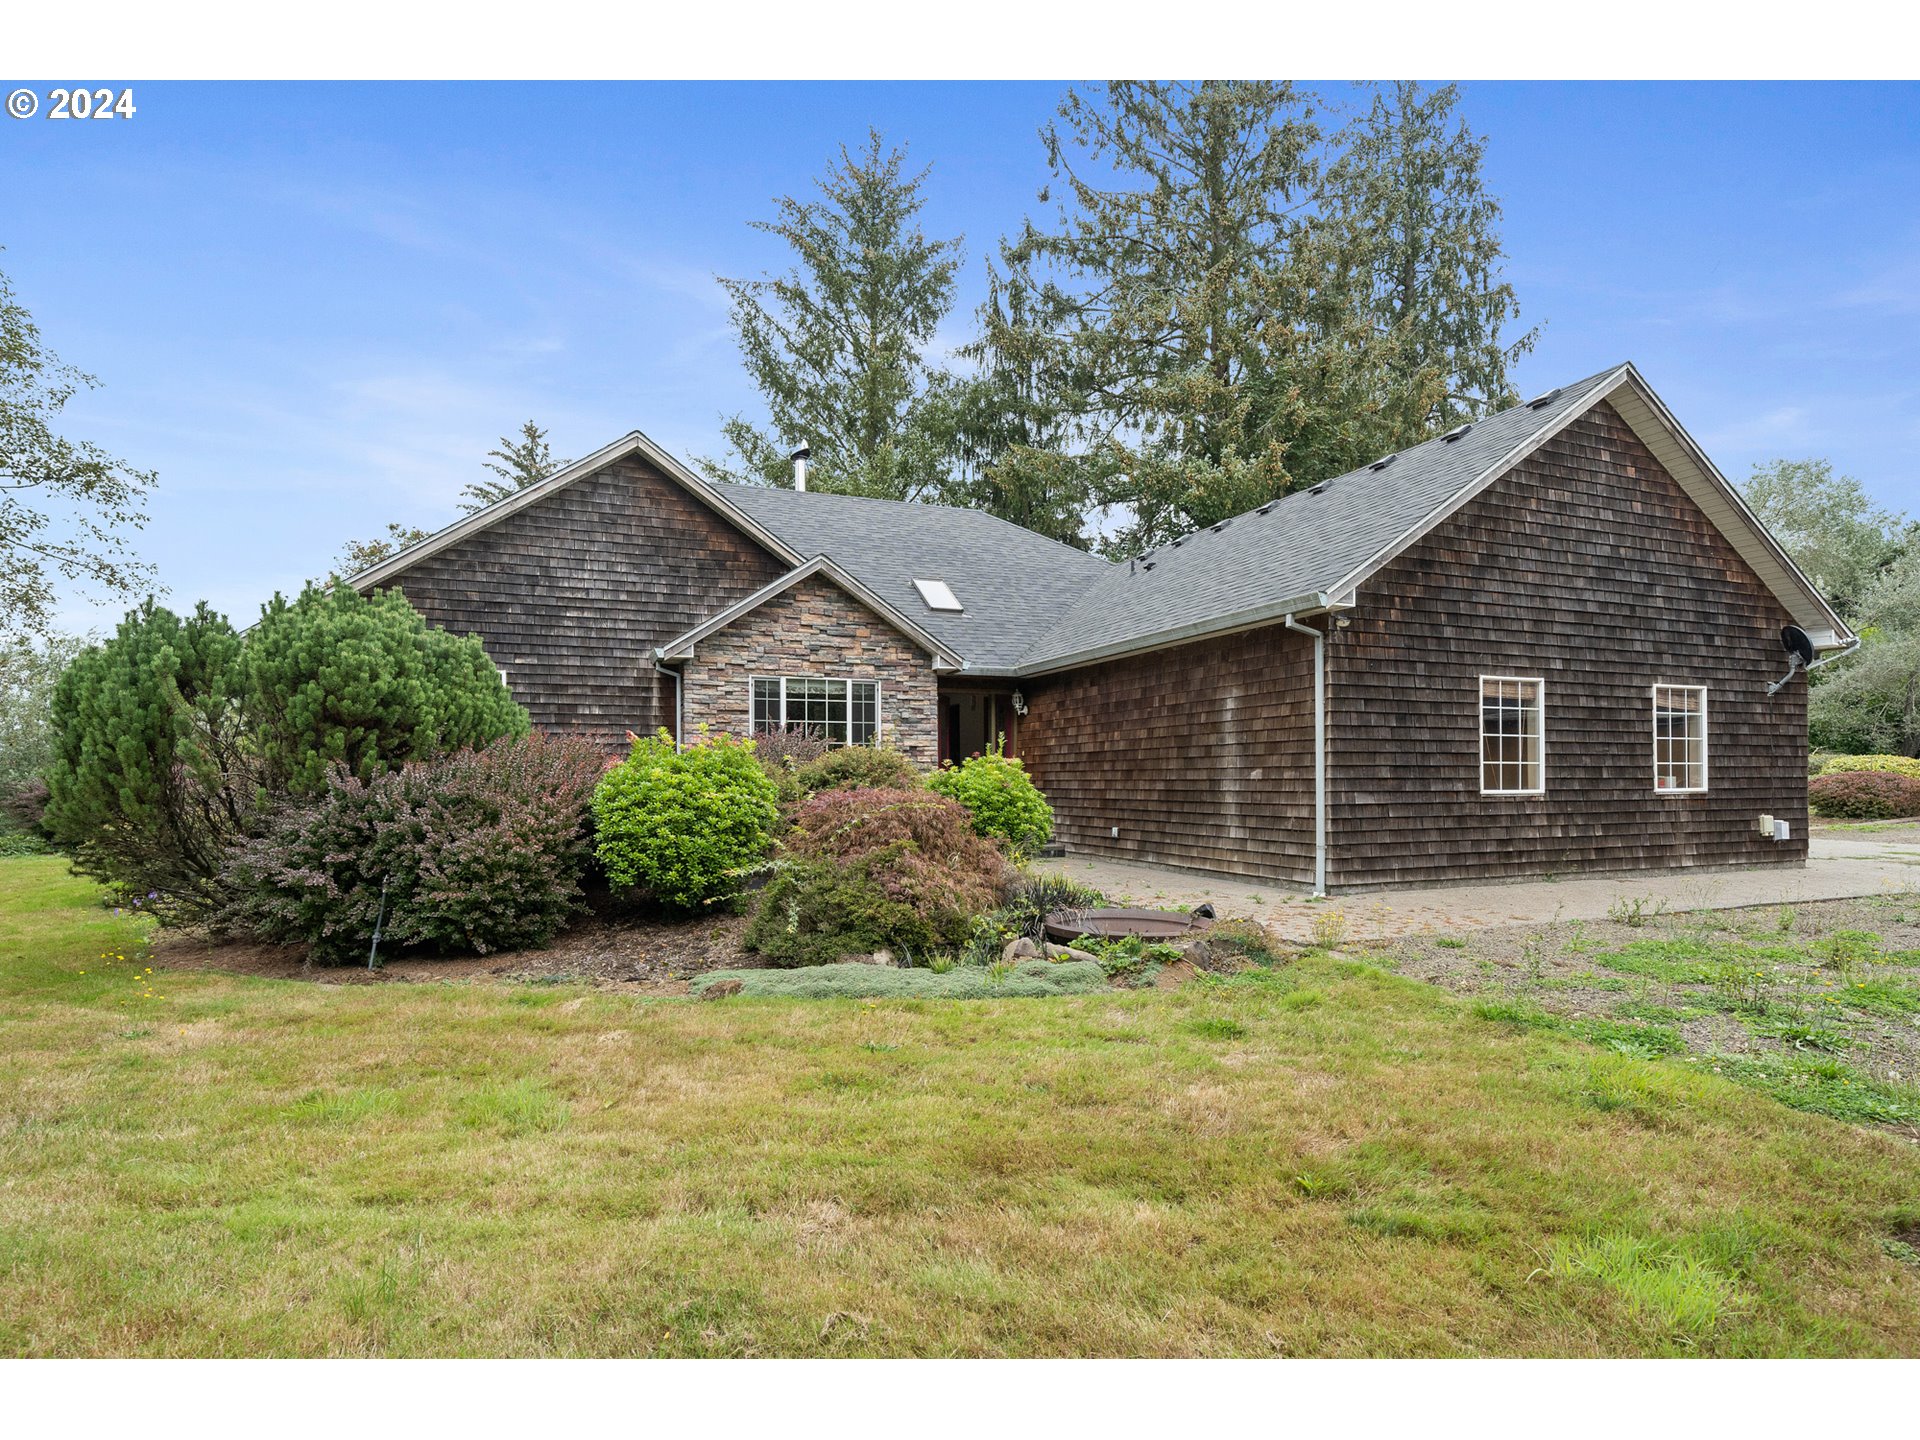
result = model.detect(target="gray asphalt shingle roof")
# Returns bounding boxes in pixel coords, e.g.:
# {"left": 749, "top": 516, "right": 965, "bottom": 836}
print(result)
{"left": 702, "top": 367, "right": 1627, "bottom": 674}
{"left": 1010, "top": 365, "right": 1630, "bottom": 671}
{"left": 702, "top": 481, "right": 1116, "bottom": 673}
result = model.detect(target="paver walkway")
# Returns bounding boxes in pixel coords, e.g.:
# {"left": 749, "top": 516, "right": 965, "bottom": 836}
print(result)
{"left": 1039, "top": 825, "right": 1920, "bottom": 943}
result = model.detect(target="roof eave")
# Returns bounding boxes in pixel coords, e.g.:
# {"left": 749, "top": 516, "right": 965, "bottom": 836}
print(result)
{"left": 1010, "top": 593, "right": 1347, "bottom": 678}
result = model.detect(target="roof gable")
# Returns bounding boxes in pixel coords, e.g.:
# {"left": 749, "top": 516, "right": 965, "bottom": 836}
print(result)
{"left": 655, "top": 555, "right": 963, "bottom": 672}
{"left": 1012, "top": 364, "right": 1852, "bottom": 673}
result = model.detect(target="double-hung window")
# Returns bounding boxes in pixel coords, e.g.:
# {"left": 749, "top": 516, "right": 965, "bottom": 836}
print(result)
{"left": 1480, "top": 676, "right": 1545, "bottom": 795}
{"left": 751, "top": 676, "right": 880, "bottom": 747}
{"left": 1652, "top": 685, "right": 1708, "bottom": 793}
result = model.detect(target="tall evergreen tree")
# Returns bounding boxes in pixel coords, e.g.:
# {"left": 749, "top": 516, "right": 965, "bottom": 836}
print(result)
{"left": 1316, "top": 82, "right": 1534, "bottom": 437}
{"left": 991, "top": 81, "right": 1532, "bottom": 552}
{"left": 462, "top": 420, "right": 563, "bottom": 511}
{"left": 704, "top": 131, "right": 962, "bottom": 500}
{"left": 928, "top": 267, "right": 1089, "bottom": 546}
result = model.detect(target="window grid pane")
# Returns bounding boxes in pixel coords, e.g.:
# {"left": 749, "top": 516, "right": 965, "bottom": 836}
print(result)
{"left": 851, "top": 681, "right": 879, "bottom": 745}
{"left": 1653, "top": 686, "right": 1707, "bottom": 792}
{"left": 1480, "top": 677, "right": 1543, "bottom": 794}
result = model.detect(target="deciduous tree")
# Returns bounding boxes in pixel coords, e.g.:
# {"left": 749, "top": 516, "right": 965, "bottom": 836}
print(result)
{"left": 0, "top": 262, "right": 158, "bottom": 634}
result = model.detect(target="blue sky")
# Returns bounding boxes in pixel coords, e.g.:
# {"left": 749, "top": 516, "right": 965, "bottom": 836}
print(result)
{"left": 3, "top": 80, "right": 1916, "bottom": 631}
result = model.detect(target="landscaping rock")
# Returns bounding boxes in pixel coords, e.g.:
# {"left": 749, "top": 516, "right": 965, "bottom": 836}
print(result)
{"left": 863, "top": 949, "right": 896, "bottom": 967}
{"left": 700, "top": 978, "right": 744, "bottom": 1000}
{"left": 1002, "top": 936, "right": 1042, "bottom": 964}
{"left": 1043, "top": 942, "right": 1100, "bottom": 964}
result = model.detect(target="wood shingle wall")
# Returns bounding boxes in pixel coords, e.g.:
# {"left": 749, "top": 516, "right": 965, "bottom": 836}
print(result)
{"left": 373, "top": 458, "right": 788, "bottom": 749}
{"left": 1018, "top": 625, "right": 1318, "bottom": 885}
{"left": 1326, "top": 401, "right": 1808, "bottom": 889}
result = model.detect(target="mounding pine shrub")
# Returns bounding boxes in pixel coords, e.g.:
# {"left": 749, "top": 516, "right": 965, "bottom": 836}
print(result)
{"left": 1808, "top": 770, "right": 1920, "bottom": 821}
{"left": 1818, "top": 753, "right": 1920, "bottom": 780}
{"left": 926, "top": 749, "right": 1053, "bottom": 856}
{"left": 44, "top": 599, "right": 255, "bottom": 919}
{"left": 221, "top": 732, "right": 606, "bottom": 964}
{"left": 592, "top": 730, "right": 780, "bottom": 907}
{"left": 244, "top": 584, "right": 528, "bottom": 795}
{"left": 745, "top": 787, "right": 1015, "bottom": 966}
{"left": 793, "top": 744, "right": 921, "bottom": 794}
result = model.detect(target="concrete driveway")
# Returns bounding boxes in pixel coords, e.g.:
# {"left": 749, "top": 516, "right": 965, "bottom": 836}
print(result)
{"left": 1039, "top": 823, "right": 1920, "bottom": 944}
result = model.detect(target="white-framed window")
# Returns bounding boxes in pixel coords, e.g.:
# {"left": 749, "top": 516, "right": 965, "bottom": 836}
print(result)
{"left": 1479, "top": 675, "right": 1545, "bottom": 796}
{"left": 1652, "top": 684, "right": 1709, "bottom": 794}
{"left": 750, "top": 676, "right": 881, "bottom": 747}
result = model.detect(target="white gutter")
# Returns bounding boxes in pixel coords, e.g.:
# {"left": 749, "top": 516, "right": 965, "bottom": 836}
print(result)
{"left": 1283, "top": 613, "right": 1328, "bottom": 897}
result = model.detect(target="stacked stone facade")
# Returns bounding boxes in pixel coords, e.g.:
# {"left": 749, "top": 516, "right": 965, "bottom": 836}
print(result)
{"left": 679, "top": 575, "right": 941, "bottom": 766}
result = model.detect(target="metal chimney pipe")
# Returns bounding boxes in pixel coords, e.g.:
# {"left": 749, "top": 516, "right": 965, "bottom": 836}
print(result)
{"left": 789, "top": 443, "right": 811, "bottom": 492}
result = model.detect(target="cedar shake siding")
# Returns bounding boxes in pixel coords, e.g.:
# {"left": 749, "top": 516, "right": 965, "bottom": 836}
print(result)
{"left": 374, "top": 457, "right": 788, "bottom": 748}
{"left": 678, "top": 574, "right": 942, "bottom": 767}
{"left": 1325, "top": 401, "right": 1808, "bottom": 890}
{"left": 1018, "top": 625, "right": 1319, "bottom": 885}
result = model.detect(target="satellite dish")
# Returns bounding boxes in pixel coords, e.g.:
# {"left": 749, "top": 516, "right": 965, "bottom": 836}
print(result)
{"left": 1782, "top": 625, "right": 1815, "bottom": 667}
{"left": 1769, "top": 624, "right": 1817, "bottom": 696}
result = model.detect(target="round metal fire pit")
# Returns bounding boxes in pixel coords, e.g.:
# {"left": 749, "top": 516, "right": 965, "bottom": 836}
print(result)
{"left": 1043, "top": 906, "right": 1215, "bottom": 944}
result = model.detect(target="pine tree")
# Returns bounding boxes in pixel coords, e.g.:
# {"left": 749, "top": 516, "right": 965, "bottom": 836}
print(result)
{"left": 704, "top": 131, "right": 962, "bottom": 500}
{"left": 990, "top": 81, "right": 1532, "bottom": 552}
{"left": 1316, "top": 82, "right": 1535, "bottom": 437}
{"left": 43, "top": 600, "right": 253, "bottom": 915}
{"left": 462, "top": 420, "right": 563, "bottom": 511}
{"left": 243, "top": 584, "right": 528, "bottom": 795}
{"left": 928, "top": 266, "right": 1090, "bottom": 546}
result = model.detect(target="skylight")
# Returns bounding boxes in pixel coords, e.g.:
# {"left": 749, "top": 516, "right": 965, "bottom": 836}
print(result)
{"left": 912, "top": 578, "right": 963, "bottom": 612}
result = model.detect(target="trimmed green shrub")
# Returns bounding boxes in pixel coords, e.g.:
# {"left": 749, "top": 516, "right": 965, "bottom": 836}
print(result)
{"left": 44, "top": 600, "right": 253, "bottom": 918}
{"left": 691, "top": 959, "right": 1108, "bottom": 1000}
{"left": 745, "top": 787, "right": 1013, "bottom": 966}
{"left": 927, "top": 750, "right": 1053, "bottom": 856}
{"left": 593, "top": 730, "right": 779, "bottom": 907}
{"left": 245, "top": 584, "right": 528, "bottom": 795}
{"left": 1808, "top": 770, "right": 1920, "bottom": 820}
{"left": 221, "top": 732, "right": 605, "bottom": 964}
{"left": 1818, "top": 753, "right": 1920, "bottom": 780}
{"left": 794, "top": 744, "right": 920, "bottom": 794}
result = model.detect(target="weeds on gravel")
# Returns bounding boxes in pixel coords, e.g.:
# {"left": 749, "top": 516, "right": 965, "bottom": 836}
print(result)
{"left": 1607, "top": 895, "right": 1668, "bottom": 928}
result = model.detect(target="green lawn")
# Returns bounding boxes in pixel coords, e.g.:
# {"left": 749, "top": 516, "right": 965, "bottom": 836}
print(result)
{"left": 4, "top": 854, "right": 1919, "bottom": 1357}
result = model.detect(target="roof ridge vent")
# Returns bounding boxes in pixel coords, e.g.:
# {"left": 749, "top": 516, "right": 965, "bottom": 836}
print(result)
{"left": 1209, "top": 518, "right": 1231, "bottom": 533}
{"left": 1441, "top": 422, "right": 1473, "bottom": 443}
{"left": 1368, "top": 453, "right": 1398, "bottom": 472}
{"left": 1255, "top": 501, "right": 1277, "bottom": 515}
{"left": 1526, "top": 387, "right": 1562, "bottom": 410}
{"left": 1307, "top": 481, "right": 1329, "bottom": 496}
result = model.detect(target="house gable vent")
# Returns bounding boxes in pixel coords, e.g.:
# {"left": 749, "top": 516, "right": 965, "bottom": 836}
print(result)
{"left": 911, "top": 578, "right": 963, "bottom": 612}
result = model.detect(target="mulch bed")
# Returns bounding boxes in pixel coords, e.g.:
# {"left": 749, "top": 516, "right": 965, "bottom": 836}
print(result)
{"left": 153, "top": 902, "right": 761, "bottom": 993}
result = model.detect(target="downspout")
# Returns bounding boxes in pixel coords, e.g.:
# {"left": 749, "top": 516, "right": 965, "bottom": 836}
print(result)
{"left": 652, "top": 660, "right": 683, "bottom": 752}
{"left": 1283, "top": 614, "right": 1327, "bottom": 897}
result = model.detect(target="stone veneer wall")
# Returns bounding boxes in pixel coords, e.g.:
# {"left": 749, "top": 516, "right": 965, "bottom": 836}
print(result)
{"left": 678, "top": 574, "right": 941, "bottom": 766}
